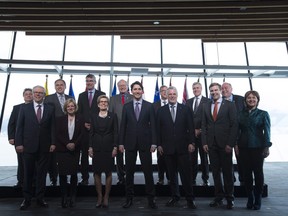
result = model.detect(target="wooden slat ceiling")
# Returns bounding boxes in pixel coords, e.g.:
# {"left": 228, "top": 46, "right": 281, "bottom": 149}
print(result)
{"left": 0, "top": 0, "right": 288, "bottom": 42}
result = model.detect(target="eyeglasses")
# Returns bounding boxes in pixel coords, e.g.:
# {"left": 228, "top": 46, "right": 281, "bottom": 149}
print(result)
{"left": 33, "top": 91, "right": 44, "bottom": 95}
{"left": 99, "top": 101, "right": 108, "bottom": 103}
{"left": 86, "top": 80, "right": 95, "bottom": 83}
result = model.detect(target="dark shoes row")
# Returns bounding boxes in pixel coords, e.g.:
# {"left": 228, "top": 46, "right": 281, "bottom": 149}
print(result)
{"left": 209, "top": 199, "right": 234, "bottom": 209}
{"left": 122, "top": 198, "right": 158, "bottom": 209}
{"left": 20, "top": 199, "right": 48, "bottom": 210}
{"left": 61, "top": 197, "right": 76, "bottom": 208}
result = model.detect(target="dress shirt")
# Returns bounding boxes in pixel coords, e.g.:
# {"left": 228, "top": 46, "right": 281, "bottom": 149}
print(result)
{"left": 211, "top": 98, "right": 222, "bottom": 115}
{"left": 161, "top": 99, "right": 168, "bottom": 106}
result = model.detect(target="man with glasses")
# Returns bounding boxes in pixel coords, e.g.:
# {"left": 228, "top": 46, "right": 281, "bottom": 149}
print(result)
{"left": 15, "top": 85, "right": 55, "bottom": 210}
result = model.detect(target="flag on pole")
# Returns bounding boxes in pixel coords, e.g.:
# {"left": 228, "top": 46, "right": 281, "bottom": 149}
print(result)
{"left": 112, "top": 76, "right": 117, "bottom": 96}
{"left": 140, "top": 75, "right": 145, "bottom": 99}
{"left": 127, "top": 75, "right": 130, "bottom": 93}
{"left": 182, "top": 77, "right": 188, "bottom": 104}
{"left": 69, "top": 75, "right": 75, "bottom": 100}
{"left": 153, "top": 76, "right": 160, "bottom": 103}
{"left": 44, "top": 75, "right": 49, "bottom": 96}
{"left": 97, "top": 75, "right": 101, "bottom": 91}
{"left": 169, "top": 75, "right": 172, "bottom": 87}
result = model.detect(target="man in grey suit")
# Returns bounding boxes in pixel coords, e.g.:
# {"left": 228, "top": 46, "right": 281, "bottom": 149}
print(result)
{"left": 109, "top": 79, "right": 133, "bottom": 185}
{"left": 119, "top": 81, "right": 157, "bottom": 209}
{"left": 77, "top": 74, "right": 105, "bottom": 185}
{"left": 221, "top": 82, "right": 245, "bottom": 186}
{"left": 44, "top": 79, "right": 72, "bottom": 186}
{"left": 202, "top": 82, "right": 238, "bottom": 210}
{"left": 15, "top": 85, "right": 55, "bottom": 210}
{"left": 157, "top": 86, "right": 197, "bottom": 209}
{"left": 186, "top": 82, "right": 210, "bottom": 186}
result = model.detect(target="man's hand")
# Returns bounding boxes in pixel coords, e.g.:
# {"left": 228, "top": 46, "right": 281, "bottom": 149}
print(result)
{"left": 188, "top": 144, "right": 195, "bottom": 153}
{"left": 9, "top": 139, "right": 15, "bottom": 145}
{"left": 203, "top": 144, "right": 209, "bottom": 153}
{"left": 150, "top": 145, "right": 156, "bottom": 153}
{"left": 66, "top": 143, "right": 75, "bottom": 151}
{"left": 88, "top": 147, "right": 93, "bottom": 157}
{"left": 15, "top": 145, "right": 24, "bottom": 153}
{"left": 84, "top": 123, "right": 91, "bottom": 130}
{"left": 225, "top": 145, "right": 233, "bottom": 154}
{"left": 157, "top": 146, "right": 164, "bottom": 155}
{"left": 119, "top": 145, "right": 125, "bottom": 153}
{"left": 49, "top": 145, "right": 56, "bottom": 152}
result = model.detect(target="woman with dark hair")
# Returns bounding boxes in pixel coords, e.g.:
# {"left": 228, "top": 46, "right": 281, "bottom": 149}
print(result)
{"left": 235, "top": 90, "right": 272, "bottom": 210}
{"left": 55, "top": 98, "right": 84, "bottom": 208}
{"left": 88, "top": 95, "right": 118, "bottom": 208}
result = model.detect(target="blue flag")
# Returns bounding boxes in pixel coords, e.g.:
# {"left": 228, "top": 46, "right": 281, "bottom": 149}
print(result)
{"left": 112, "top": 78, "right": 117, "bottom": 96}
{"left": 153, "top": 77, "right": 160, "bottom": 102}
{"left": 69, "top": 77, "right": 75, "bottom": 100}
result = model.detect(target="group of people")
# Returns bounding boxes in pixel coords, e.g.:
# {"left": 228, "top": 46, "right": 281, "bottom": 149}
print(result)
{"left": 7, "top": 74, "right": 272, "bottom": 211}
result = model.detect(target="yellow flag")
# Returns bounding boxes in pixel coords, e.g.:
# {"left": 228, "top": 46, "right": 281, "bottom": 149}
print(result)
{"left": 45, "top": 75, "right": 49, "bottom": 96}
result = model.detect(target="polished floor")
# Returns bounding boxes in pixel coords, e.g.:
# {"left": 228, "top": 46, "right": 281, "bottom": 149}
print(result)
{"left": 0, "top": 162, "right": 287, "bottom": 216}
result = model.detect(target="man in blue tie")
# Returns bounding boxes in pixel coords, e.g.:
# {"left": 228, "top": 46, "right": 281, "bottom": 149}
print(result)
{"left": 119, "top": 81, "right": 157, "bottom": 209}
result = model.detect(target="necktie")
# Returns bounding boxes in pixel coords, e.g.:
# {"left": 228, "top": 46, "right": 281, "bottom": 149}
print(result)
{"left": 135, "top": 102, "right": 140, "bottom": 121}
{"left": 88, "top": 91, "right": 93, "bottom": 107}
{"left": 59, "top": 94, "right": 65, "bottom": 111}
{"left": 121, "top": 94, "right": 125, "bottom": 105}
{"left": 194, "top": 97, "right": 199, "bottom": 113}
{"left": 170, "top": 105, "right": 175, "bottom": 122}
{"left": 213, "top": 101, "right": 218, "bottom": 121}
{"left": 36, "top": 104, "right": 42, "bottom": 123}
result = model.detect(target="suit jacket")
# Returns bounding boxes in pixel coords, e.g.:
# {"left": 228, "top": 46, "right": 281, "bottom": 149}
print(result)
{"left": 119, "top": 100, "right": 156, "bottom": 151}
{"left": 186, "top": 96, "right": 209, "bottom": 129}
{"left": 152, "top": 100, "right": 162, "bottom": 113}
{"left": 55, "top": 114, "right": 84, "bottom": 152}
{"left": 201, "top": 100, "right": 238, "bottom": 148}
{"left": 77, "top": 89, "right": 105, "bottom": 123}
{"left": 44, "top": 93, "right": 72, "bottom": 118}
{"left": 8, "top": 103, "right": 22, "bottom": 140}
{"left": 89, "top": 112, "right": 118, "bottom": 152}
{"left": 232, "top": 94, "right": 245, "bottom": 114}
{"left": 15, "top": 102, "right": 55, "bottom": 153}
{"left": 109, "top": 93, "right": 133, "bottom": 129}
{"left": 157, "top": 103, "right": 195, "bottom": 155}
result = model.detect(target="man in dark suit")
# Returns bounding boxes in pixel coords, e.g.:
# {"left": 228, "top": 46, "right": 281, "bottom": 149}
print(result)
{"left": 186, "top": 82, "right": 210, "bottom": 186}
{"left": 15, "top": 85, "right": 55, "bottom": 210}
{"left": 221, "top": 82, "right": 245, "bottom": 186}
{"left": 157, "top": 86, "right": 197, "bottom": 209}
{"left": 202, "top": 82, "right": 238, "bottom": 210}
{"left": 8, "top": 88, "right": 33, "bottom": 188}
{"left": 109, "top": 79, "right": 133, "bottom": 185}
{"left": 119, "top": 81, "right": 157, "bottom": 209}
{"left": 77, "top": 74, "right": 105, "bottom": 185}
{"left": 152, "top": 85, "right": 169, "bottom": 185}
{"left": 44, "top": 79, "right": 72, "bottom": 186}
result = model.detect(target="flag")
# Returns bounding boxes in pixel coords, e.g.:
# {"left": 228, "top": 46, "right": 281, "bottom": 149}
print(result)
{"left": 140, "top": 75, "right": 145, "bottom": 99}
{"left": 97, "top": 75, "right": 101, "bottom": 91}
{"left": 169, "top": 75, "right": 172, "bottom": 87}
{"left": 44, "top": 75, "right": 49, "bottom": 96}
{"left": 69, "top": 75, "right": 75, "bottom": 100}
{"left": 127, "top": 75, "right": 130, "bottom": 93}
{"left": 153, "top": 77, "right": 160, "bottom": 103}
{"left": 182, "top": 77, "right": 188, "bottom": 104}
{"left": 112, "top": 76, "right": 117, "bottom": 96}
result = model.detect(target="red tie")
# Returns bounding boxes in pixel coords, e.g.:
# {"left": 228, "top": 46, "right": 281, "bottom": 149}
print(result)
{"left": 213, "top": 101, "right": 218, "bottom": 121}
{"left": 121, "top": 94, "right": 125, "bottom": 105}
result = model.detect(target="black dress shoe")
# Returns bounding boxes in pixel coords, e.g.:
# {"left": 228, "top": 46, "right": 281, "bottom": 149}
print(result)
{"left": 20, "top": 199, "right": 31, "bottom": 210}
{"left": 69, "top": 199, "right": 76, "bottom": 208}
{"left": 186, "top": 200, "right": 197, "bottom": 209}
{"left": 156, "top": 180, "right": 164, "bottom": 185}
{"left": 226, "top": 200, "right": 234, "bottom": 209}
{"left": 202, "top": 180, "right": 210, "bottom": 186}
{"left": 116, "top": 180, "right": 125, "bottom": 185}
{"left": 96, "top": 203, "right": 102, "bottom": 208}
{"left": 165, "top": 198, "right": 179, "bottom": 207}
{"left": 78, "top": 179, "right": 88, "bottom": 186}
{"left": 61, "top": 199, "right": 68, "bottom": 208}
{"left": 36, "top": 199, "right": 49, "bottom": 208}
{"left": 50, "top": 181, "right": 57, "bottom": 187}
{"left": 209, "top": 199, "right": 223, "bottom": 207}
{"left": 148, "top": 199, "right": 158, "bottom": 209}
{"left": 122, "top": 198, "right": 133, "bottom": 208}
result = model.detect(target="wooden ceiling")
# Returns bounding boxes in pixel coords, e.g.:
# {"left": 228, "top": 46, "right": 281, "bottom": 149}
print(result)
{"left": 0, "top": 0, "right": 288, "bottom": 42}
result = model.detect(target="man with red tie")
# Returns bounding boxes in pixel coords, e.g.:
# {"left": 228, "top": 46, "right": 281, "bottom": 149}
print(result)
{"left": 109, "top": 79, "right": 133, "bottom": 185}
{"left": 202, "top": 82, "right": 238, "bottom": 210}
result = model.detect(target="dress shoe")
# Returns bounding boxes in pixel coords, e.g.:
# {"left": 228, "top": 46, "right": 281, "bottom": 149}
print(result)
{"left": 209, "top": 199, "right": 223, "bottom": 207}
{"left": 116, "top": 180, "right": 125, "bottom": 185}
{"left": 50, "top": 181, "right": 57, "bottom": 187}
{"left": 246, "top": 192, "right": 254, "bottom": 209}
{"left": 226, "top": 200, "right": 234, "bottom": 209}
{"left": 148, "top": 199, "right": 158, "bottom": 209}
{"left": 186, "top": 200, "right": 197, "bottom": 209}
{"left": 156, "top": 179, "right": 164, "bottom": 185}
{"left": 20, "top": 199, "right": 31, "bottom": 210}
{"left": 253, "top": 193, "right": 262, "bottom": 210}
{"left": 78, "top": 179, "right": 89, "bottom": 186}
{"left": 61, "top": 199, "right": 68, "bottom": 208}
{"left": 69, "top": 199, "right": 76, "bottom": 208}
{"left": 202, "top": 180, "right": 210, "bottom": 186}
{"left": 95, "top": 203, "right": 102, "bottom": 208}
{"left": 165, "top": 198, "right": 179, "bottom": 207}
{"left": 122, "top": 198, "right": 133, "bottom": 208}
{"left": 36, "top": 199, "right": 49, "bottom": 208}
